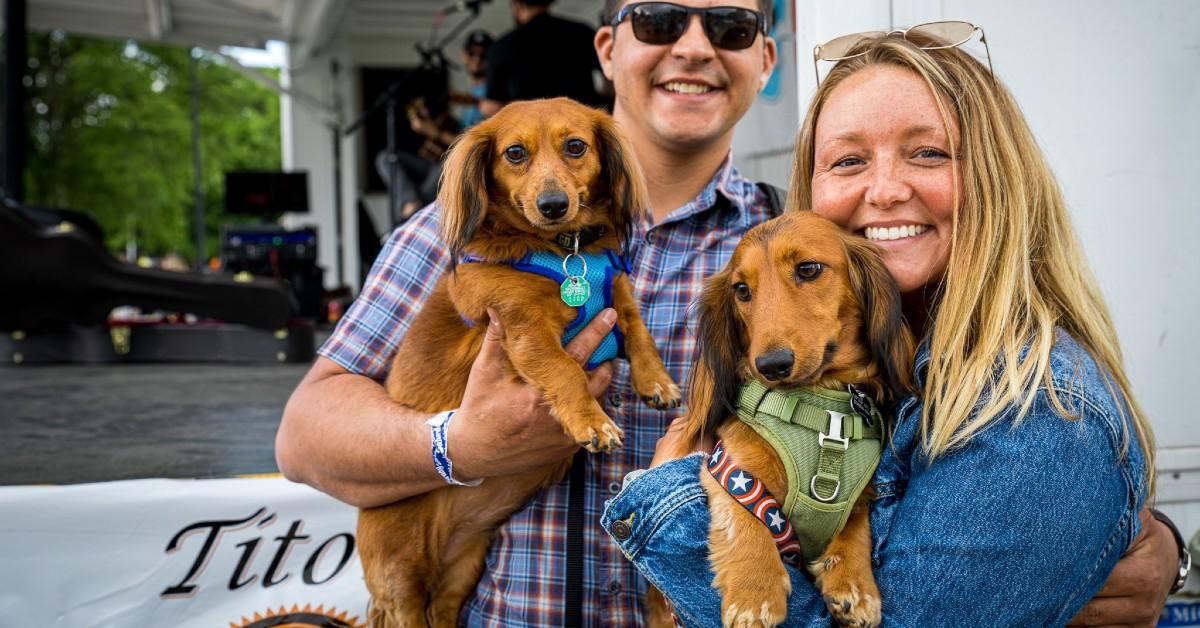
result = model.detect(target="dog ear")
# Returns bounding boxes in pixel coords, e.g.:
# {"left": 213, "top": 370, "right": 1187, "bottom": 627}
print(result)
{"left": 844, "top": 237, "right": 917, "bottom": 403}
{"left": 438, "top": 127, "right": 494, "bottom": 269}
{"left": 695, "top": 269, "right": 746, "bottom": 435}
{"left": 593, "top": 116, "right": 649, "bottom": 258}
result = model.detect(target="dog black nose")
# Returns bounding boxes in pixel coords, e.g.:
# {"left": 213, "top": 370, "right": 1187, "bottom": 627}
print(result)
{"left": 537, "top": 191, "right": 570, "bottom": 219}
{"left": 755, "top": 349, "right": 795, "bottom": 381}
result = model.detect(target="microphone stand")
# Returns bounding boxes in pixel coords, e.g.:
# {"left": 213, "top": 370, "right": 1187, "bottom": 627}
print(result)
{"left": 342, "top": 5, "right": 484, "bottom": 229}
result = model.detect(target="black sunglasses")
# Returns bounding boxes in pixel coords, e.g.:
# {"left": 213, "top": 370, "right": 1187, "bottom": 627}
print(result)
{"left": 611, "top": 2, "right": 767, "bottom": 51}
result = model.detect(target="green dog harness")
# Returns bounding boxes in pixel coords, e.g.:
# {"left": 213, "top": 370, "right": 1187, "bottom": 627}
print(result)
{"left": 735, "top": 380, "right": 884, "bottom": 559}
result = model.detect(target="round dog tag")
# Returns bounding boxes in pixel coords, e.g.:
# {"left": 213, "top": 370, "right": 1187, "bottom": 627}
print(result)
{"left": 560, "top": 277, "right": 591, "bottom": 307}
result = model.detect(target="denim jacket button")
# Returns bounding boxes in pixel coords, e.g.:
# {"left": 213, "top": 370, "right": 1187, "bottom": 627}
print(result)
{"left": 611, "top": 518, "right": 632, "bottom": 540}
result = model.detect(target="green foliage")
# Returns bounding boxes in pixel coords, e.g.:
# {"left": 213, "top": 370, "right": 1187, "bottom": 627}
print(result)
{"left": 23, "top": 32, "right": 281, "bottom": 261}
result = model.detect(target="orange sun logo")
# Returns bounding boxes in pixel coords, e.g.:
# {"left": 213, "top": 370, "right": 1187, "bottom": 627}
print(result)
{"left": 230, "top": 603, "right": 364, "bottom": 628}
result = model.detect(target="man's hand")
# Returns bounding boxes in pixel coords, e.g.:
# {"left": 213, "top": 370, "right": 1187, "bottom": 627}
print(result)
{"left": 449, "top": 308, "right": 616, "bottom": 480}
{"left": 1068, "top": 507, "right": 1177, "bottom": 627}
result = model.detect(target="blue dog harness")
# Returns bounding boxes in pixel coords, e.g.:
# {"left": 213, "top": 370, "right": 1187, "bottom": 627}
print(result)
{"left": 462, "top": 249, "right": 628, "bottom": 370}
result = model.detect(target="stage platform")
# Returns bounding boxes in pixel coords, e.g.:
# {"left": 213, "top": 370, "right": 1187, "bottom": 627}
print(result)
{"left": 0, "top": 361, "right": 310, "bottom": 485}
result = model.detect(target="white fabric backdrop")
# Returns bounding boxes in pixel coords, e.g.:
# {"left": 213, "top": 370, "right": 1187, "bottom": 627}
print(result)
{"left": 0, "top": 477, "right": 370, "bottom": 627}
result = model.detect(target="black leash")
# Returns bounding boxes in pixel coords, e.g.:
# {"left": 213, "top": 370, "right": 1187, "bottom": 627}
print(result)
{"left": 565, "top": 449, "right": 587, "bottom": 628}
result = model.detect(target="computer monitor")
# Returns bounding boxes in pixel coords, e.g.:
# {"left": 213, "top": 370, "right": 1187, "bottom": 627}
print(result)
{"left": 224, "top": 171, "right": 310, "bottom": 215}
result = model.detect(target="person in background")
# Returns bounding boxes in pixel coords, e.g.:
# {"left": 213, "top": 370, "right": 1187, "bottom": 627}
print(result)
{"left": 480, "top": 0, "right": 606, "bottom": 116}
{"left": 457, "top": 30, "right": 492, "bottom": 129}
{"left": 377, "top": 31, "right": 490, "bottom": 223}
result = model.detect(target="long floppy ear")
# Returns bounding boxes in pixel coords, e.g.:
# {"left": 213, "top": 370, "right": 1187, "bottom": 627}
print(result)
{"left": 437, "top": 126, "right": 494, "bottom": 269}
{"left": 694, "top": 269, "right": 747, "bottom": 436}
{"left": 593, "top": 115, "right": 649, "bottom": 259}
{"left": 844, "top": 237, "right": 917, "bottom": 404}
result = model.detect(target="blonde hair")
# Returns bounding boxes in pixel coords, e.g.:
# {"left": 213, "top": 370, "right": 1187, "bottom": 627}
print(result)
{"left": 787, "top": 34, "right": 1155, "bottom": 485}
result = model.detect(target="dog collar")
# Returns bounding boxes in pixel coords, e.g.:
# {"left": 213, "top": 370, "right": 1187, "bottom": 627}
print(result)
{"left": 553, "top": 226, "right": 607, "bottom": 252}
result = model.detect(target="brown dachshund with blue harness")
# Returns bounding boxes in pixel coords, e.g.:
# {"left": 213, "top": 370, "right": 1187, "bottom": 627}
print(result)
{"left": 356, "top": 98, "right": 680, "bottom": 627}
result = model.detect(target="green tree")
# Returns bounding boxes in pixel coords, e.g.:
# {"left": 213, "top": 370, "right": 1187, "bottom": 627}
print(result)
{"left": 23, "top": 31, "right": 281, "bottom": 262}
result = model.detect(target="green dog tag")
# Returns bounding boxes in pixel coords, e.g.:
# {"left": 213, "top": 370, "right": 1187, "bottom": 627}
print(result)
{"left": 560, "top": 277, "right": 591, "bottom": 307}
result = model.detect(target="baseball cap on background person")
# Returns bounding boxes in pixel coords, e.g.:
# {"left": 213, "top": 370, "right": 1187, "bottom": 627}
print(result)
{"left": 464, "top": 30, "right": 493, "bottom": 53}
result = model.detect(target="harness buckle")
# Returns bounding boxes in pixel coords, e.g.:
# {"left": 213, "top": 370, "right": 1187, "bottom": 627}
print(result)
{"left": 818, "top": 409, "right": 850, "bottom": 451}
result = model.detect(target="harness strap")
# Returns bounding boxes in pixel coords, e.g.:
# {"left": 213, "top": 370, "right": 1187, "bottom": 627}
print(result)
{"left": 707, "top": 440, "right": 804, "bottom": 567}
{"left": 737, "top": 380, "right": 883, "bottom": 440}
{"left": 812, "top": 410, "right": 849, "bottom": 502}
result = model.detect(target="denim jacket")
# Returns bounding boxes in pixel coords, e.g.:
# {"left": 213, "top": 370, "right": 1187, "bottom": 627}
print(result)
{"left": 601, "top": 331, "right": 1148, "bottom": 627}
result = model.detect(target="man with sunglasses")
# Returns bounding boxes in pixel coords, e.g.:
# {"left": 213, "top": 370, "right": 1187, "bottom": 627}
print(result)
{"left": 278, "top": 1, "right": 1175, "bottom": 624}
{"left": 596, "top": 0, "right": 775, "bottom": 220}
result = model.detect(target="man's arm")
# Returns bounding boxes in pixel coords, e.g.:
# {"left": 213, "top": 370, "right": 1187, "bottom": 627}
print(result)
{"left": 1068, "top": 507, "right": 1182, "bottom": 627}
{"left": 276, "top": 309, "right": 615, "bottom": 508}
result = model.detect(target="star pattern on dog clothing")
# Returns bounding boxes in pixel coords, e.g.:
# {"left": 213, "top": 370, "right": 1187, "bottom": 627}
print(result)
{"left": 707, "top": 440, "right": 805, "bottom": 566}
{"left": 767, "top": 509, "right": 785, "bottom": 532}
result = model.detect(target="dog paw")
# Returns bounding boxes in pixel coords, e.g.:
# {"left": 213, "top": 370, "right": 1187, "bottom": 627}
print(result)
{"left": 570, "top": 417, "right": 625, "bottom": 453}
{"left": 717, "top": 566, "right": 789, "bottom": 628}
{"left": 636, "top": 379, "right": 682, "bottom": 410}
{"left": 721, "top": 599, "right": 786, "bottom": 628}
{"left": 810, "top": 554, "right": 881, "bottom": 628}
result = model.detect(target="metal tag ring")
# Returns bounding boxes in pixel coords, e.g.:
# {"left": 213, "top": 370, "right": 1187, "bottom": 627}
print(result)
{"left": 562, "top": 253, "right": 588, "bottom": 279}
{"left": 810, "top": 476, "right": 841, "bottom": 503}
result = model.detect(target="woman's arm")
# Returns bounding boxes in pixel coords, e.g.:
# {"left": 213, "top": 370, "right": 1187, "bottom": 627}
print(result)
{"left": 866, "top": 390, "right": 1142, "bottom": 626}
{"left": 602, "top": 454, "right": 830, "bottom": 628}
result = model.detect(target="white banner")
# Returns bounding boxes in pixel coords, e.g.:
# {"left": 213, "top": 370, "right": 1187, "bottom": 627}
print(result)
{"left": 0, "top": 477, "right": 370, "bottom": 627}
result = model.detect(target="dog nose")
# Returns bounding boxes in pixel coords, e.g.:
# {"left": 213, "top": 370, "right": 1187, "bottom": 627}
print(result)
{"left": 755, "top": 349, "right": 795, "bottom": 381}
{"left": 537, "top": 191, "right": 570, "bottom": 219}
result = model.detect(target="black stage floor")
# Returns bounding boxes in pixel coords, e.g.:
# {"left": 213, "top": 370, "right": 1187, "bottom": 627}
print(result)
{"left": 0, "top": 362, "right": 311, "bottom": 485}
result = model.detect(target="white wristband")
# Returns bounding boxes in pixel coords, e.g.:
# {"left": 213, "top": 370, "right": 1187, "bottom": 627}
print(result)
{"left": 426, "top": 410, "right": 482, "bottom": 486}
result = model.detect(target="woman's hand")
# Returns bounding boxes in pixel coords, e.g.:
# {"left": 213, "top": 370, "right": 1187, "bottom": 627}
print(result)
{"left": 1067, "top": 508, "right": 1178, "bottom": 627}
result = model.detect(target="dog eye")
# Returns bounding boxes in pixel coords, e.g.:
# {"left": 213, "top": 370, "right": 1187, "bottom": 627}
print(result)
{"left": 563, "top": 139, "right": 588, "bottom": 157}
{"left": 504, "top": 145, "right": 528, "bottom": 164}
{"left": 795, "top": 262, "right": 824, "bottom": 281}
{"left": 733, "top": 282, "right": 751, "bottom": 302}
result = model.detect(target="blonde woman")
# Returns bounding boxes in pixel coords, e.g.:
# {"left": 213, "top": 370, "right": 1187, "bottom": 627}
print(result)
{"left": 603, "top": 24, "right": 1177, "bottom": 626}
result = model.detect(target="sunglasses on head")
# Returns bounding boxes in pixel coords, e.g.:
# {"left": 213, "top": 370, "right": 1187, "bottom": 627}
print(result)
{"left": 812, "top": 20, "right": 993, "bottom": 84}
{"left": 611, "top": 2, "right": 767, "bottom": 51}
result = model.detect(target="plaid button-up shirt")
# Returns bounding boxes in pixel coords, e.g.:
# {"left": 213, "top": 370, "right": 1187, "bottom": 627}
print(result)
{"left": 320, "top": 157, "right": 776, "bottom": 626}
